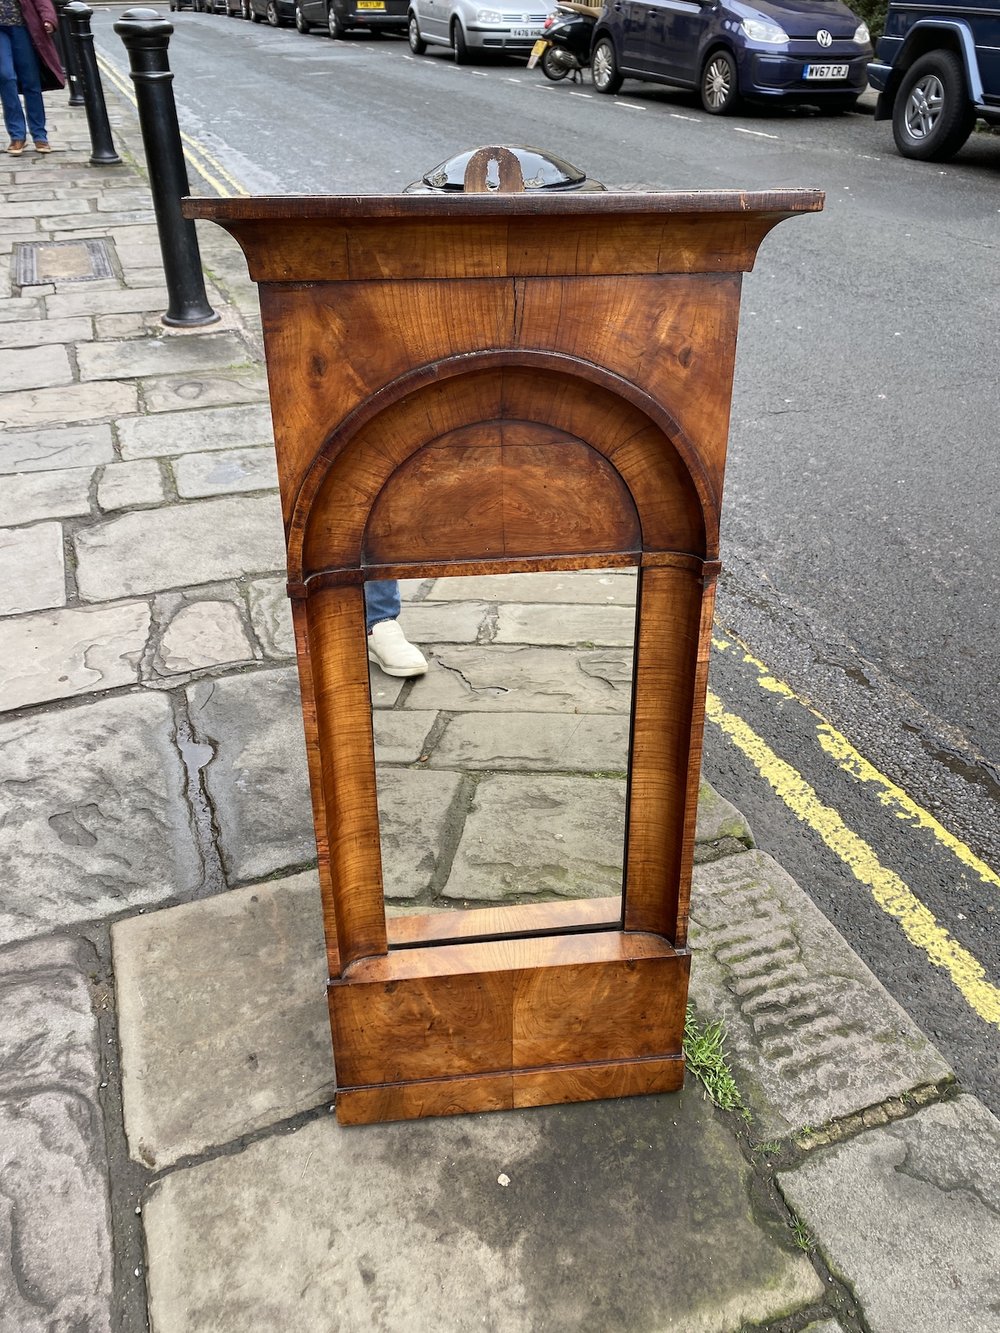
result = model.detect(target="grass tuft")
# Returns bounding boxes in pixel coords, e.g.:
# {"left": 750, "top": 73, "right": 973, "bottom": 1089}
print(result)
{"left": 683, "top": 1008, "right": 748, "bottom": 1117}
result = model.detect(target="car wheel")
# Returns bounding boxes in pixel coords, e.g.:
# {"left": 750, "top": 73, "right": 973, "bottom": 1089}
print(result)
{"left": 407, "top": 11, "right": 426, "bottom": 53}
{"left": 591, "top": 36, "right": 622, "bottom": 94}
{"left": 266, "top": 0, "right": 280, "bottom": 22}
{"left": 892, "top": 50, "right": 975, "bottom": 161}
{"left": 242, "top": 0, "right": 252, "bottom": 16}
{"left": 294, "top": 3, "right": 309, "bottom": 28}
{"left": 327, "top": 3, "right": 345, "bottom": 36}
{"left": 452, "top": 19, "right": 471, "bottom": 63}
{"left": 700, "top": 48, "right": 740, "bottom": 114}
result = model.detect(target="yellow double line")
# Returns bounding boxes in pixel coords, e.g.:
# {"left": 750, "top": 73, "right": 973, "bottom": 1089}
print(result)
{"left": 95, "top": 51, "right": 250, "bottom": 198}
{"left": 709, "top": 630, "right": 1000, "bottom": 1028}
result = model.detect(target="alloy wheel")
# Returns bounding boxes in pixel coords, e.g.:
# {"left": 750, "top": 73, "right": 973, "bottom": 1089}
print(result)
{"left": 904, "top": 75, "right": 944, "bottom": 140}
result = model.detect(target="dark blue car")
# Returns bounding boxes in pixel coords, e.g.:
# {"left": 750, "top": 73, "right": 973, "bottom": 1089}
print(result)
{"left": 591, "top": 0, "right": 873, "bottom": 113}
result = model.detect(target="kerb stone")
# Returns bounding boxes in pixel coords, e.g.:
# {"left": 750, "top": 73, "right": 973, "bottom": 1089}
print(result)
{"left": 689, "top": 850, "right": 953, "bottom": 1137}
{"left": 778, "top": 1096, "right": 1000, "bottom": 1333}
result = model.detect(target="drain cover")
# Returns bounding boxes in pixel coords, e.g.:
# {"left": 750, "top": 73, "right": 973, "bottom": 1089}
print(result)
{"left": 11, "top": 238, "right": 118, "bottom": 287}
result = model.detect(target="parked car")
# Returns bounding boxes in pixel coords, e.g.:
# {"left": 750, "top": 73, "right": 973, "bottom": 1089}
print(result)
{"left": 590, "top": 0, "right": 872, "bottom": 113}
{"left": 297, "top": 0, "right": 407, "bottom": 36}
{"left": 191, "top": 0, "right": 227, "bottom": 11}
{"left": 407, "top": 0, "right": 556, "bottom": 62}
{"left": 226, "top": 0, "right": 253, "bottom": 17}
{"left": 168, "top": 0, "right": 195, "bottom": 10}
{"left": 247, "top": 0, "right": 297, "bottom": 22}
{"left": 868, "top": 0, "right": 1000, "bottom": 159}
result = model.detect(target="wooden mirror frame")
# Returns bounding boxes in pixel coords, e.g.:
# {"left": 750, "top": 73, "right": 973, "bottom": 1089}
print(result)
{"left": 185, "top": 185, "right": 823, "bottom": 1125}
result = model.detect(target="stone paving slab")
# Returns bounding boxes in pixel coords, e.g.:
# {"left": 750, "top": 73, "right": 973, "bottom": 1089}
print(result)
{"left": 139, "top": 1086, "right": 822, "bottom": 1333}
{"left": 372, "top": 710, "right": 437, "bottom": 763}
{"left": 496, "top": 602, "right": 636, "bottom": 646}
{"left": 113, "top": 870, "right": 333, "bottom": 1170}
{"left": 444, "top": 773, "right": 626, "bottom": 902}
{"left": 76, "top": 332, "right": 251, "bottom": 383}
{"left": 0, "top": 692, "right": 203, "bottom": 946}
{"left": 117, "top": 401, "right": 273, "bottom": 460}
{"left": 173, "top": 445, "right": 278, "bottom": 498}
{"left": 0, "top": 378, "right": 137, "bottom": 427}
{"left": 376, "top": 767, "right": 464, "bottom": 900}
{"left": 155, "top": 600, "right": 255, "bottom": 675}
{"left": 688, "top": 850, "right": 953, "bottom": 1138}
{"left": 0, "top": 600, "right": 151, "bottom": 711}
{"left": 0, "top": 463, "right": 92, "bottom": 526}
{"left": 97, "top": 458, "right": 165, "bottom": 511}
{"left": 778, "top": 1096, "right": 1000, "bottom": 1333}
{"left": 139, "top": 368, "right": 269, "bottom": 414}
{"left": 187, "top": 668, "right": 315, "bottom": 883}
{"left": 0, "top": 937, "right": 114, "bottom": 1332}
{"left": 0, "top": 422, "right": 113, "bottom": 474}
{"left": 406, "top": 645, "right": 634, "bottom": 714}
{"left": 425, "top": 571, "right": 638, "bottom": 604}
{"left": 428, "top": 711, "right": 631, "bottom": 773}
{"left": 395, "top": 598, "right": 489, "bottom": 643}
{"left": 74, "top": 494, "right": 286, "bottom": 600}
{"left": 0, "top": 315, "right": 92, "bottom": 348}
{"left": 0, "top": 522, "right": 65, "bottom": 614}
{"left": 45, "top": 286, "right": 169, "bottom": 319}
{"left": 245, "top": 575, "right": 295, "bottom": 658}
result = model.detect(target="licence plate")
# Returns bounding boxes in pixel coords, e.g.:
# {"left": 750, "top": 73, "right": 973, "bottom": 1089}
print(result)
{"left": 357, "top": 2, "right": 384, "bottom": 9}
{"left": 527, "top": 37, "right": 547, "bottom": 66}
{"left": 804, "top": 63, "right": 849, "bottom": 79}
{"left": 512, "top": 26, "right": 543, "bottom": 36}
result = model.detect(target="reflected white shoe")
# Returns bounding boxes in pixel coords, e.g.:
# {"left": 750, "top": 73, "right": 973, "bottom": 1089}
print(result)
{"left": 367, "top": 620, "right": 428, "bottom": 678}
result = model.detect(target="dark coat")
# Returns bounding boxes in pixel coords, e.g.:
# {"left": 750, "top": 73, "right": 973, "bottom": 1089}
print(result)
{"left": 18, "top": 0, "right": 65, "bottom": 91}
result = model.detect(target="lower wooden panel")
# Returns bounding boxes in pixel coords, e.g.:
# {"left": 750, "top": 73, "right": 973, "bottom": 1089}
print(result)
{"left": 336, "top": 1056, "right": 685, "bottom": 1126}
{"left": 329, "top": 930, "right": 689, "bottom": 1124}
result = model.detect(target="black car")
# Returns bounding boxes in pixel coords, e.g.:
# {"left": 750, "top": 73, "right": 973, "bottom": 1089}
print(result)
{"left": 868, "top": 0, "right": 1000, "bottom": 158}
{"left": 246, "top": 0, "right": 297, "bottom": 22}
{"left": 295, "top": 0, "right": 407, "bottom": 37}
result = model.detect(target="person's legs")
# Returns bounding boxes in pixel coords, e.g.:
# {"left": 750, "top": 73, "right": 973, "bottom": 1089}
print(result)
{"left": 364, "top": 579, "right": 401, "bottom": 630}
{"left": 0, "top": 29, "right": 27, "bottom": 143}
{"left": 7, "top": 27, "right": 46, "bottom": 143}
{"left": 364, "top": 579, "right": 427, "bottom": 678}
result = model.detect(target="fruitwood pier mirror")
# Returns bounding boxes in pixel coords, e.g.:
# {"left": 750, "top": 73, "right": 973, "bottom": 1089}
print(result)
{"left": 185, "top": 154, "right": 822, "bottom": 1126}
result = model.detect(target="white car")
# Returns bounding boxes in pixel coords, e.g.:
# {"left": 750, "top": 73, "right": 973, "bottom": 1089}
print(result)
{"left": 407, "top": 0, "right": 556, "bottom": 61}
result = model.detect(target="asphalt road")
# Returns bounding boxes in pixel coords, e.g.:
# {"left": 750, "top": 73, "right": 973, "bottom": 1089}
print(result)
{"left": 93, "top": 8, "right": 1000, "bottom": 1112}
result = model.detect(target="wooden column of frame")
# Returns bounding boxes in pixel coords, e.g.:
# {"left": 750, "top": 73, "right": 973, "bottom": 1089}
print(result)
{"left": 186, "top": 179, "right": 823, "bottom": 1126}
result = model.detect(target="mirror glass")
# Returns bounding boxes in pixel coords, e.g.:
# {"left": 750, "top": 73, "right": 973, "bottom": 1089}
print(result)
{"left": 368, "top": 569, "right": 638, "bottom": 941}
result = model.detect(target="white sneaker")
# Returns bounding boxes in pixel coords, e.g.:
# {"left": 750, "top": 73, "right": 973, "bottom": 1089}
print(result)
{"left": 367, "top": 620, "right": 428, "bottom": 678}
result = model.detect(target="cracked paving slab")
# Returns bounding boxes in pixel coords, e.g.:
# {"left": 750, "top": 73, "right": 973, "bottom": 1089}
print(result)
{"left": 778, "top": 1095, "right": 1000, "bottom": 1333}
{"left": 405, "top": 645, "right": 635, "bottom": 714}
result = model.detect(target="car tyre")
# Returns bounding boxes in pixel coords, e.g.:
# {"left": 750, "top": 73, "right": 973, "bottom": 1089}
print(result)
{"left": 294, "top": 3, "right": 310, "bottom": 29}
{"left": 591, "top": 36, "right": 622, "bottom": 94}
{"left": 700, "top": 48, "right": 739, "bottom": 114}
{"left": 452, "top": 19, "right": 471, "bottom": 63}
{"left": 892, "top": 50, "right": 975, "bottom": 161}
{"left": 541, "top": 46, "right": 572, "bottom": 81}
{"left": 327, "top": 3, "right": 346, "bottom": 36}
{"left": 266, "top": 0, "right": 281, "bottom": 22}
{"left": 407, "top": 11, "right": 426, "bottom": 53}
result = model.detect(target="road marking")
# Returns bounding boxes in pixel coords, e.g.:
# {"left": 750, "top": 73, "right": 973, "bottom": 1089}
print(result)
{"left": 705, "top": 688, "right": 1000, "bottom": 1028}
{"left": 733, "top": 127, "right": 779, "bottom": 139}
{"left": 96, "top": 53, "right": 248, "bottom": 197}
{"left": 614, "top": 100, "right": 646, "bottom": 110}
{"left": 670, "top": 113, "right": 698, "bottom": 121}
{"left": 713, "top": 630, "right": 1000, "bottom": 894}
{"left": 569, "top": 90, "right": 592, "bottom": 98}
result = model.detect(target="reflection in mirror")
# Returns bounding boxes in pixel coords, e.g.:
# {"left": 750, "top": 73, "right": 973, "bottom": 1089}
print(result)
{"left": 368, "top": 569, "right": 638, "bottom": 942}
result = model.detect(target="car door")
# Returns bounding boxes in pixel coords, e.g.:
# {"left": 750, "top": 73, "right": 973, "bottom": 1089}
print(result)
{"left": 610, "top": 0, "right": 654, "bottom": 71}
{"left": 643, "top": 0, "right": 711, "bottom": 83}
{"left": 419, "top": 0, "right": 449, "bottom": 41}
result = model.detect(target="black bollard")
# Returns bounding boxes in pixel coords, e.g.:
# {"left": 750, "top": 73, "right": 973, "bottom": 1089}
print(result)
{"left": 65, "top": 3, "right": 122, "bottom": 166}
{"left": 114, "top": 8, "right": 218, "bottom": 327}
{"left": 54, "top": 0, "right": 86, "bottom": 106}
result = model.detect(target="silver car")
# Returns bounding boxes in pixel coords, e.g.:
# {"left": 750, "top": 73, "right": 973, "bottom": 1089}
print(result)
{"left": 407, "top": 0, "right": 556, "bottom": 61}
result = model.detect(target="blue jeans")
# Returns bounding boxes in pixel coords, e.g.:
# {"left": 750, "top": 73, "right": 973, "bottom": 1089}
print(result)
{"left": 0, "top": 24, "right": 46, "bottom": 144}
{"left": 364, "top": 579, "right": 400, "bottom": 631}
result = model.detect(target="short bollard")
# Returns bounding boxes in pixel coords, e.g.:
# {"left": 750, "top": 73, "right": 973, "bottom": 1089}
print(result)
{"left": 54, "top": 0, "right": 86, "bottom": 106}
{"left": 65, "top": 3, "right": 122, "bottom": 166}
{"left": 114, "top": 7, "right": 218, "bottom": 327}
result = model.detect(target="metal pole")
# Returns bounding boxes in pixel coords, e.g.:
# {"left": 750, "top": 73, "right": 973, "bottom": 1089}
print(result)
{"left": 53, "top": 0, "right": 86, "bottom": 107}
{"left": 113, "top": 8, "right": 218, "bottom": 327}
{"left": 65, "top": 3, "right": 122, "bottom": 166}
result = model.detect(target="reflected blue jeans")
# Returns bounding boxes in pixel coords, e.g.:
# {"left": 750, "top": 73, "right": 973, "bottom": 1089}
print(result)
{"left": 0, "top": 25, "right": 47, "bottom": 144}
{"left": 364, "top": 579, "right": 400, "bottom": 631}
